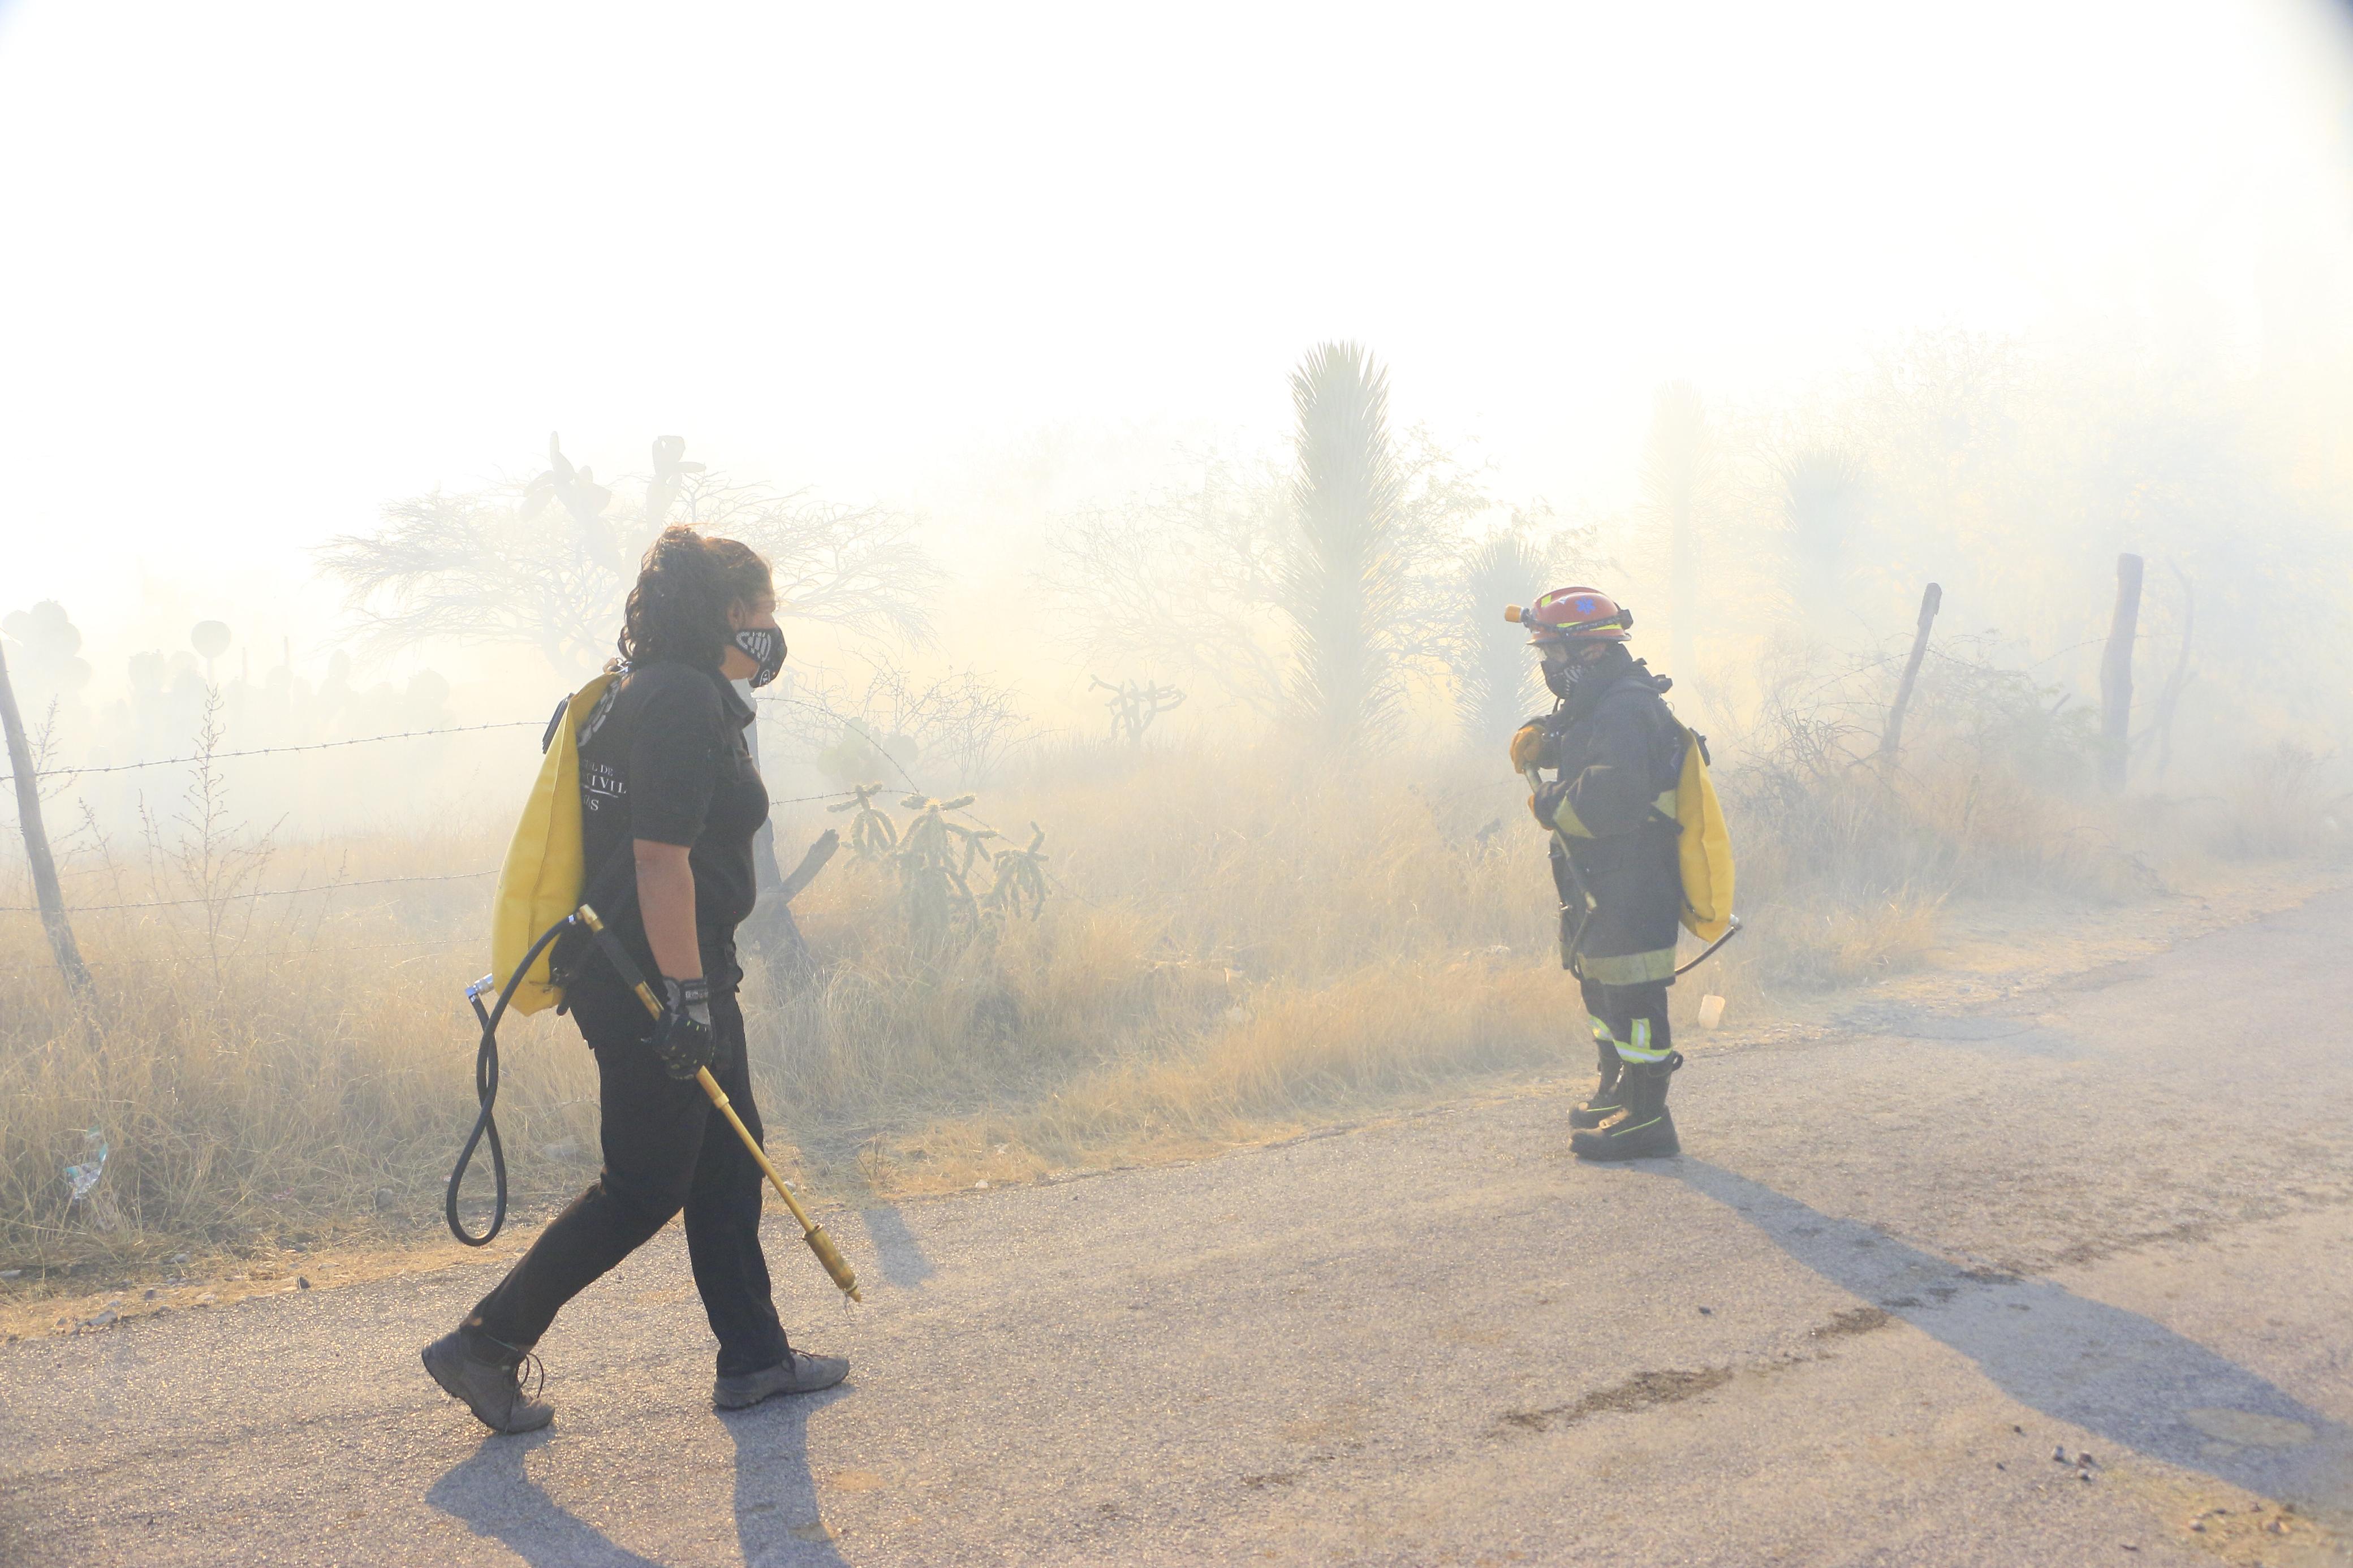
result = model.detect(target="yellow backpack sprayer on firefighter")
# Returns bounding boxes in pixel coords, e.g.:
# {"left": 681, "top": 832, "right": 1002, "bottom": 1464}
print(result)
{"left": 1524, "top": 738, "right": 1742, "bottom": 978}
{"left": 445, "top": 672, "right": 860, "bottom": 1302}
{"left": 1505, "top": 597, "right": 1741, "bottom": 977}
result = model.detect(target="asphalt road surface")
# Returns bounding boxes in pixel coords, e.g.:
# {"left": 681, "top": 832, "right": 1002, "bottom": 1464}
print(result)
{"left": 5, "top": 889, "right": 2350, "bottom": 1566}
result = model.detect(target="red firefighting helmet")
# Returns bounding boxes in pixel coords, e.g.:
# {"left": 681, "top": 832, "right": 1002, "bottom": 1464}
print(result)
{"left": 1505, "top": 586, "right": 1633, "bottom": 646}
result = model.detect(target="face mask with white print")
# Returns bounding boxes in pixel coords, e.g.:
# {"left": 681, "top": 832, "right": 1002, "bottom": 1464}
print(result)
{"left": 1542, "top": 655, "right": 1591, "bottom": 699}
{"left": 732, "top": 627, "right": 786, "bottom": 689}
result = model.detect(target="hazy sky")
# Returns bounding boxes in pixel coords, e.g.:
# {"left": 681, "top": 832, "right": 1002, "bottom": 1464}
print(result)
{"left": 3, "top": 0, "right": 2349, "bottom": 674}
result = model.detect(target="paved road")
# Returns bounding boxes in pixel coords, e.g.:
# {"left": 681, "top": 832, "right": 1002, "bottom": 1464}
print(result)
{"left": 5, "top": 890, "right": 2351, "bottom": 1567}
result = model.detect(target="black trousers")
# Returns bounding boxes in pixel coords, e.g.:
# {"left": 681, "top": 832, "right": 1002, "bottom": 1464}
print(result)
{"left": 1578, "top": 976, "right": 1673, "bottom": 1067}
{"left": 464, "top": 980, "right": 792, "bottom": 1376}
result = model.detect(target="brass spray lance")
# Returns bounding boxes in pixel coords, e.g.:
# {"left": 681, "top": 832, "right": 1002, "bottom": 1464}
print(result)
{"left": 578, "top": 904, "right": 863, "bottom": 1303}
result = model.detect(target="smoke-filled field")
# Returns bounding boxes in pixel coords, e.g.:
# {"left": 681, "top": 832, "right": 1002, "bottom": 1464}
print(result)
{"left": 6, "top": 325, "right": 2349, "bottom": 1280}
{"left": 12, "top": 10, "right": 2353, "bottom": 1563}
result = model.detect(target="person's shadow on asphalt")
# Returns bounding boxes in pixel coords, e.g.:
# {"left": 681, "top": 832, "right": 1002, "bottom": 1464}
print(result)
{"left": 856, "top": 1205, "right": 936, "bottom": 1291}
{"left": 727, "top": 1385, "right": 855, "bottom": 1567}
{"left": 425, "top": 1429, "right": 666, "bottom": 1568}
{"left": 422, "top": 1386, "right": 854, "bottom": 1566}
{"left": 1657, "top": 1157, "right": 2351, "bottom": 1512}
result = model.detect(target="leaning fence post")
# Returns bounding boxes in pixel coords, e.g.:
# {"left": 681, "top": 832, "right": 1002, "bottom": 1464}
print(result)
{"left": 1877, "top": 582, "right": 1941, "bottom": 771}
{"left": 2100, "top": 553, "right": 2144, "bottom": 795}
{"left": 0, "top": 637, "right": 92, "bottom": 992}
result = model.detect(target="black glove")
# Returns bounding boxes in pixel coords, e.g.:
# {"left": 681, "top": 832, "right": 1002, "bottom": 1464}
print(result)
{"left": 1531, "top": 778, "right": 1572, "bottom": 829}
{"left": 650, "top": 975, "right": 714, "bottom": 1080}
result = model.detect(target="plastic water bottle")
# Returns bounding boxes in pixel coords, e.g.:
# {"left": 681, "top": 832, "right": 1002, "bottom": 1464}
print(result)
{"left": 63, "top": 1128, "right": 108, "bottom": 1202}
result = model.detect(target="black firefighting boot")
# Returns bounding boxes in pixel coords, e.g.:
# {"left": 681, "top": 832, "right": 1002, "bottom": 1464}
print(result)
{"left": 1568, "top": 1038, "right": 1627, "bottom": 1130}
{"left": 1570, "top": 1053, "right": 1682, "bottom": 1161}
{"left": 714, "top": 1349, "right": 852, "bottom": 1411}
{"left": 423, "top": 1329, "right": 554, "bottom": 1434}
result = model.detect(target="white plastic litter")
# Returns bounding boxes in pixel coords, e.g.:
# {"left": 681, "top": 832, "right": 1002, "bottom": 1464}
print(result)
{"left": 63, "top": 1129, "right": 109, "bottom": 1202}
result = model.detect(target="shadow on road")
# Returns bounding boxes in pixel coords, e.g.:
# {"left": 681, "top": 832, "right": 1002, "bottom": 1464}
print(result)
{"left": 857, "top": 1206, "right": 936, "bottom": 1291}
{"left": 426, "top": 1430, "right": 666, "bottom": 1567}
{"left": 727, "top": 1385, "right": 855, "bottom": 1566}
{"left": 423, "top": 1388, "right": 859, "bottom": 1566}
{"left": 1664, "top": 1159, "right": 2351, "bottom": 1510}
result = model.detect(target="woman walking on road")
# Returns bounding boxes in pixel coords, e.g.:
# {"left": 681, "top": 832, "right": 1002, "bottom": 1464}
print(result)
{"left": 423, "top": 526, "right": 848, "bottom": 1433}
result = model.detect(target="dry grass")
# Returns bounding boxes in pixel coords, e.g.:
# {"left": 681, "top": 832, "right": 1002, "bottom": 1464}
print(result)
{"left": 0, "top": 844, "right": 603, "bottom": 1269}
{"left": 2, "top": 703, "right": 2338, "bottom": 1271}
{"left": 0, "top": 747, "right": 1576, "bottom": 1269}
{"left": 2202, "top": 741, "right": 2341, "bottom": 861}
{"left": 752, "top": 745, "right": 1566, "bottom": 1185}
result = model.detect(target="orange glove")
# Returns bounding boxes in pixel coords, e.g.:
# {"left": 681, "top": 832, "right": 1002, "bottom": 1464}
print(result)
{"left": 1509, "top": 722, "right": 1548, "bottom": 773}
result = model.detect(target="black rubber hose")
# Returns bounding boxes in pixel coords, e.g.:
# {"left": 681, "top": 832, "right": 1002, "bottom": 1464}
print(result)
{"left": 1673, "top": 914, "right": 1744, "bottom": 978}
{"left": 445, "top": 915, "right": 577, "bottom": 1246}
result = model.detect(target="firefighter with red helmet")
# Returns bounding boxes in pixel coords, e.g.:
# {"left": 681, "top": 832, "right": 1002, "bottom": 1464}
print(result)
{"left": 1509, "top": 587, "right": 1689, "bottom": 1159}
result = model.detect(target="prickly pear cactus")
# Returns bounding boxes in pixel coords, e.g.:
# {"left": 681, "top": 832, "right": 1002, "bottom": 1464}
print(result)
{"left": 826, "top": 788, "right": 1050, "bottom": 959}
{"left": 982, "top": 825, "right": 1049, "bottom": 922}
{"left": 826, "top": 783, "right": 900, "bottom": 859}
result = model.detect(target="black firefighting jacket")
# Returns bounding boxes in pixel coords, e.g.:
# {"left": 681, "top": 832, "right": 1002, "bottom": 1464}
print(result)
{"left": 1527, "top": 651, "right": 1686, "bottom": 984}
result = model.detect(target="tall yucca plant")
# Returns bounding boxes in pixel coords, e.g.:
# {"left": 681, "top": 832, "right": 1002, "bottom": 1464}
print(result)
{"left": 1641, "top": 381, "right": 1710, "bottom": 685}
{"left": 1284, "top": 341, "right": 1406, "bottom": 745}
{"left": 1459, "top": 529, "right": 1555, "bottom": 748}
{"left": 1777, "top": 443, "right": 1864, "bottom": 609}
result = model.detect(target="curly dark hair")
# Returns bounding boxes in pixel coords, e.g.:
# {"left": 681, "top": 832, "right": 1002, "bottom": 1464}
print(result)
{"left": 615, "top": 525, "right": 774, "bottom": 669}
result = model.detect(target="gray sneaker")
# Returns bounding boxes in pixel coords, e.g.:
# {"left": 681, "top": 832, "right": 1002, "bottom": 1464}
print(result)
{"left": 423, "top": 1330, "right": 554, "bottom": 1433}
{"left": 714, "top": 1349, "right": 850, "bottom": 1410}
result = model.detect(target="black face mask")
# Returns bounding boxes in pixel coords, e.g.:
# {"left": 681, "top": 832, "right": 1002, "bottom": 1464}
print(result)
{"left": 1541, "top": 655, "right": 1588, "bottom": 700}
{"left": 732, "top": 627, "right": 786, "bottom": 689}
{"left": 1542, "top": 641, "right": 1630, "bottom": 699}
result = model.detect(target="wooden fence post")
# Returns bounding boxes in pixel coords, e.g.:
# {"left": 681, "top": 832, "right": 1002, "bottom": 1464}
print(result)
{"left": 1878, "top": 582, "right": 1942, "bottom": 770}
{"left": 747, "top": 829, "right": 843, "bottom": 990}
{"left": 0, "top": 637, "right": 92, "bottom": 992}
{"left": 2100, "top": 552, "right": 2144, "bottom": 795}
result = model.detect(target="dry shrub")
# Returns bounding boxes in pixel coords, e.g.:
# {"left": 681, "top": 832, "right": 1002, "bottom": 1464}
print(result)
{"left": 1, "top": 748, "right": 1575, "bottom": 1264}
{"left": 1748, "top": 891, "right": 1945, "bottom": 990}
{"left": 0, "top": 844, "right": 601, "bottom": 1269}
{"left": 3, "top": 667, "right": 2335, "bottom": 1263}
{"left": 749, "top": 746, "right": 1563, "bottom": 1178}
{"left": 2202, "top": 741, "right": 2338, "bottom": 861}
{"left": 1706, "top": 634, "right": 2195, "bottom": 987}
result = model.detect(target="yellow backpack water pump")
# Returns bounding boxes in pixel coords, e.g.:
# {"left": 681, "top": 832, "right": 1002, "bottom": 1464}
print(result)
{"left": 445, "top": 673, "right": 860, "bottom": 1302}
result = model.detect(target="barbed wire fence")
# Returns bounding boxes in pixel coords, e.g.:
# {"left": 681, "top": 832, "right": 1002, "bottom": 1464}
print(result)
{"left": 0, "top": 719, "right": 545, "bottom": 788}
{"left": 770, "top": 689, "right": 1098, "bottom": 920}
{"left": 3, "top": 676, "right": 1098, "bottom": 996}
{"left": 0, "top": 715, "right": 861, "bottom": 927}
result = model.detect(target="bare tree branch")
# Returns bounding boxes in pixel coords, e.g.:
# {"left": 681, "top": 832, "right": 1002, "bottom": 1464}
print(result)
{"left": 317, "top": 438, "right": 938, "bottom": 673}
